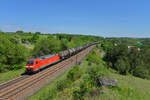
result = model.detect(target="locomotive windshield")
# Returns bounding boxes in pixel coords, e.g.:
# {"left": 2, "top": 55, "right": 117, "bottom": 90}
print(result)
{"left": 26, "top": 60, "right": 34, "bottom": 65}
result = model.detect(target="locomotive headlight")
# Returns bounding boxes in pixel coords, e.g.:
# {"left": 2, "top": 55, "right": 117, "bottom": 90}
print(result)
{"left": 29, "top": 66, "right": 33, "bottom": 68}
{"left": 25, "top": 66, "right": 33, "bottom": 68}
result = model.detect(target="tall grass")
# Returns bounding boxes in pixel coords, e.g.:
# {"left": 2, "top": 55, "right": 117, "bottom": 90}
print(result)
{"left": 0, "top": 68, "right": 25, "bottom": 84}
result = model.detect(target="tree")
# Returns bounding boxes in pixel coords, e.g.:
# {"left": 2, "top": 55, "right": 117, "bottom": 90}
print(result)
{"left": 16, "top": 30, "right": 24, "bottom": 34}
{"left": 114, "top": 57, "right": 130, "bottom": 74}
{"left": 32, "top": 38, "right": 62, "bottom": 57}
{"left": 35, "top": 32, "right": 41, "bottom": 34}
{"left": 0, "top": 33, "right": 29, "bottom": 72}
{"left": 0, "top": 31, "right": 4, "bottom": 35}
{"left": 10, "top": 34, "right": 21, "bottom": 44}
{"left": 31, "top": 33, "right": 39, "bottom": 43}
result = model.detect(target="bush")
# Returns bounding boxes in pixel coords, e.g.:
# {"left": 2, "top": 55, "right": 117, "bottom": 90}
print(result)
{"left": 67, "top": 65, "right": 82, "bottom": 81}
{"left": 86, "top": 66, "right": 102, "bottom": 86}
{"left": 86, "top": 50, "right": 101, "bottom": 64}
{"left": 73, "top": 88, "right": 83, "bottom": 100}
{"left": 72, "top": 76, "right": 92, "bottom": 100}
{"left": 56, "top": 79, "right": 71, "bottom": 91}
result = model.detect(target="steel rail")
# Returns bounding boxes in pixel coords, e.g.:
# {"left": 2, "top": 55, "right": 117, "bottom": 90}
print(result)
{"left": 0, "top": 75, "right": 29, "bottom": 90}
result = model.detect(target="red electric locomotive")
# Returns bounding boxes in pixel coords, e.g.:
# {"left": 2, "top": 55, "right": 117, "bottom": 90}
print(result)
{"left": 25, "top": 54, "right": 60, "bottom": 73}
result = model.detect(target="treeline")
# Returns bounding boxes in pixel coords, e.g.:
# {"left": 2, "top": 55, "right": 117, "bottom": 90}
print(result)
{"left": 32, "top": 33, "right": 103, "bottom": 57}
{"left": 104, "top": 45, "right": 150, "bottom": 79}
{"left": 105, "top": 37, "right": 142, "bottom": 47}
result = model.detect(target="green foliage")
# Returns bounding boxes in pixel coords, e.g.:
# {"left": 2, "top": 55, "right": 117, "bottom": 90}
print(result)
{"left": 133, "top": 65, "right": 149, "bottom": 79}
{"left": 33, "top": 37, "right": 62, "bottom": 57}
{"left": 60, "top": 39, "right": 68, "bottom": 50}
{"left": 16, "top": 30, "right": 24, "bottom": 34}
{"left": 56, "top": 79, "right": 71, "bottom": 91}
{"left": 114, "top": 57, "right": 130, "bottom": 74}
{"left": 86, "top": 66, "right": 101, "bottom": 86}
{"left": 10, "top": 34, "right": 21, "bottom": 44}
{"left": 0, "top": 31, "right": 104, "bottom": 73}
{"left": 67, "top": 65, "right": 82, "bottom": 81}
{"left": 35, "top": 32, "right": 41, "bottom": 34}
{"left": 104, "top": 44, "right": 150, "bottom": 79}
{"left": 0, "top": 33, "right": 29, "bottom": 72}
{"left": 72, "top": 78, "right": 92, "bottom": 100}
{"left": 30, "top": 33, "right": 39, "bottom": 43}
{"left": 73, "top": 87, "right": 84, "bottom": 100}
{"left": 56, "top": 65, "right": 82, "bottom": 91}
{"left": 86, "top": 50, "right": 101, "bottom": 64}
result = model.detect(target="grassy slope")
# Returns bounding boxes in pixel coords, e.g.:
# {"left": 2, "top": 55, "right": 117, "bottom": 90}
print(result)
{"left": 110, "top": 72, "right": 150, "bottom": 100}
{"left": 27, "top": 54, "right": 150, "bottom": 100}
{"left": 92, "top": 71, "right": 150, "bottom": 100}
{"left": 1, "top": 46, "right": 149, "bottom": 100}
{"left": 0, "top": 68, "right": 25, "bottom": 84}
{"left": 27, "top": 60, "right": 89, "bottom": 100}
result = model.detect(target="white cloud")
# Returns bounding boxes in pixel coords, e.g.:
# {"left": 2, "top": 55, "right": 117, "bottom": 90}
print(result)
{"left": 0, "top": 24, "right": 23, "bottom": 32}
{"left": 0, "top": 24, "right": 46, "bottom": 32}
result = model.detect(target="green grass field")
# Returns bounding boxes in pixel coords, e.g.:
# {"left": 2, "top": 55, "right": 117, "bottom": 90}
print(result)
{"left": 0, "top": 68, "right": 25, "bottom": 84}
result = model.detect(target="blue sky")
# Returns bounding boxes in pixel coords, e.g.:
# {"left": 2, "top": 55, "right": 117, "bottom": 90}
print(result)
{"left": 0, "top": 0, "right": 150, "bottom": 37}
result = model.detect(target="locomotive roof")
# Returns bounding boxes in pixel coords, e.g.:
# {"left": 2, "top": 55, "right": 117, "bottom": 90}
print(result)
{"left": 38, "top": 54, "right": 56, "bottom": 60}
{"left": 31, "top": 54, "right": 56, "bottom": 60}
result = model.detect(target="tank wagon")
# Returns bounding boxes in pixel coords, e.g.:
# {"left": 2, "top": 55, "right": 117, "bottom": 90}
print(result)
{"left": 25, "top": 42, "right": 100, "bottom": 73}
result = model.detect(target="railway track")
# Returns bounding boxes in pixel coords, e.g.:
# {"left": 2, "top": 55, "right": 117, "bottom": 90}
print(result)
{"left": 0, "top": 75, "right": 29, "bottom": 91}
{"left": 0, "top": 45, "right": 95, "bottom": 100}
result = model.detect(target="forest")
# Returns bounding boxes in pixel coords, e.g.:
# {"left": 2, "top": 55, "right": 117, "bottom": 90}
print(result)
{"left": 104, "top": 38, "right": 150, "bottom": 79}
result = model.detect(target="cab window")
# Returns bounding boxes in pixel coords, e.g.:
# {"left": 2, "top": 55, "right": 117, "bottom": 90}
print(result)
{"left": 36, "top": 61, "right": 38, "bottom": 64}
{"left": 26, "top": 61, "right": 34, "bottom": 65}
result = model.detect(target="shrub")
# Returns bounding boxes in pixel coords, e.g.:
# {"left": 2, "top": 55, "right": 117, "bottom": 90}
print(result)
{"left": 86, "top": 50, "right": 101, "bottom": 64}
{"left": 72, "top": 77, "right": 92, "bottom": 100}
{"left": 72, "top": 88, "right": 84, "bottom": 100}
{"left": 67, "top": 65, "right": 82, "bottom": 81}
{"left": 86, "top": 65, "right": 101, "bottom": 86}
{"left": 56, "top": 79, "right": 71, "bottom": 91}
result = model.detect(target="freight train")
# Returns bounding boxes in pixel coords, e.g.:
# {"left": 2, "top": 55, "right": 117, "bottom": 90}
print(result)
{"left": 25, "top": 42, "right": 100, "bottom": 73}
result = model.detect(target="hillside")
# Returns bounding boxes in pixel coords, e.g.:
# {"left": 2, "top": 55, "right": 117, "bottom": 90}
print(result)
{"left": 27, "top": 47, "right": 150, "bottom": 100}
